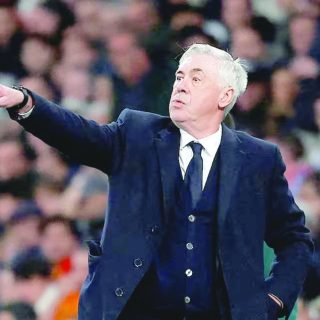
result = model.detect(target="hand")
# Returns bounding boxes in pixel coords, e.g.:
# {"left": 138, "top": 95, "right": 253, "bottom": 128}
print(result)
{"left": 0, "top": 84, "right": 24, "bottom": 109}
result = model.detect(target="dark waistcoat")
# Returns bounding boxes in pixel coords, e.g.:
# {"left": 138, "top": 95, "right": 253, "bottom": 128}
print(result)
{"left": 119, "top": 151, "right": 229, "bottom": 320}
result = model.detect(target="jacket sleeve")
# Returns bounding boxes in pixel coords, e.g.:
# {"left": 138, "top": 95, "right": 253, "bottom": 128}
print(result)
{"left": 264, "top": 146, "right": 314, "bottom": 318}
{"left": 12, "top": 92, "right": 126, "bottom": 174}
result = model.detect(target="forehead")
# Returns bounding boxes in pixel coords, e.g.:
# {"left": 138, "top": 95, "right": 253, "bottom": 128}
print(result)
{"left": 290, "top": 16, "right": 316, "bottom": 30}
{"left": 177, "top": 54, "right": 218, "bottom": 75}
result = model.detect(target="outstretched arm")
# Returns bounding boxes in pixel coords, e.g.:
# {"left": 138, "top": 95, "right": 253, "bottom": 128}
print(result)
{"left": 0, "top": 85, "right": 124, "bottom": 174}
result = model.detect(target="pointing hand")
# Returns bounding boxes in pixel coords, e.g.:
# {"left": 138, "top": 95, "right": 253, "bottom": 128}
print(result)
{"left": 0, "top": 84, "right": 25, "bottom": 109}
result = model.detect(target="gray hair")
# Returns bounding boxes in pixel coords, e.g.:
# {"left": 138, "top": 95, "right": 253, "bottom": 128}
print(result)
{"left": 179, "top": 44, "right": 248, "bottom": 115}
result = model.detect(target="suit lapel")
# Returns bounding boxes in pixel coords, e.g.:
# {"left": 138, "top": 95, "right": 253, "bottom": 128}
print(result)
{"left": 154, "top": 123, "right": 181, "bottom": 225}
{"left": 154, "top": 122, "right": 247, "bottom": 230}
{"left": 218, "top": 124, "right": 247, "bottom": 233}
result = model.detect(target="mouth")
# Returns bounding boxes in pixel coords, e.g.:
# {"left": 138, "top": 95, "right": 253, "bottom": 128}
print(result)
{"left": 171, "top": 99, "right": 186, "bottom": 106}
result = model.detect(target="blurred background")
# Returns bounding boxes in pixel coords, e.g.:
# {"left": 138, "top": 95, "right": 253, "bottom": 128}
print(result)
{"left": 0, "top": 0, "right": 320, "bottom": 319}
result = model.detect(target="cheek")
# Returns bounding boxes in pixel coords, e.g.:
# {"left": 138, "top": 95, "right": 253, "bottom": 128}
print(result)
{"left": 194, "top": 95, "right": 218, "bottom": 115}
{"left": 170, "top": 88, "right": 176, "bottom": 99}
{"left": 190, "top": 91, "right": 210, "bottom": 107}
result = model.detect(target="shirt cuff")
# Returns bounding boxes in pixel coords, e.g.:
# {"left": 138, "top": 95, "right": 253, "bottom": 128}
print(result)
{"left": 16, "top": 105, "right": 35, "bottom": 120}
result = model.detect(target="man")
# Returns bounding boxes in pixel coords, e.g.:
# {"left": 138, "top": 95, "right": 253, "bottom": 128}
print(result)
{"left": 0, "top": 44, "right": 313, "bottom": 320}
{"left": 0, "top": 134, "right": 37, "bottom": 200}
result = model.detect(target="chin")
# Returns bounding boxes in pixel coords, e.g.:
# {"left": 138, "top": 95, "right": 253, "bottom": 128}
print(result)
{"left": 169, "top": 107, "right": 187, "bottom": 123}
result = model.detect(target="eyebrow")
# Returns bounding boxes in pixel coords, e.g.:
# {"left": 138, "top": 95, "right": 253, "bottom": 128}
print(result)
{"left": 175, "top": 68, "right": 204, "bottom": 76}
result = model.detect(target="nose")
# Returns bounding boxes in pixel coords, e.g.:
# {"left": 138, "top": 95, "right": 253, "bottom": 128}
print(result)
{"left": 175, "top": 78, "right": 188, "bottom": 93}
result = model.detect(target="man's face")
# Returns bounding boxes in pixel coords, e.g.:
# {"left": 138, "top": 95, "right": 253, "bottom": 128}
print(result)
{"left": 0, "top": 8, "right": 16, "bottom": 45}
{"left": 41, "top": 223, "right": 76, "bottom": 263}
{"left": 289, "top": 16, "right": 316, "bottom": 55}
{"left": 108, "top": 32, "right": 149, "bottom": 84}
{"left": 169, "top": 54, "right": 224, "bottom": 132}
{"left": 0, "top": 141, "right": 30, "bottom": 180}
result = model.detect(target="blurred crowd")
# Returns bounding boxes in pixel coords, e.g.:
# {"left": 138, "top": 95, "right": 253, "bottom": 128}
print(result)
{"left": 0, "top": 0, "right": 320, "bottom": 319}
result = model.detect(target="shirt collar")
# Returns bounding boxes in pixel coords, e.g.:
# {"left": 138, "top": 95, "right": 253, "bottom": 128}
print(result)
{"left": 179, "top": 125, "right": 222, "bottom": 156}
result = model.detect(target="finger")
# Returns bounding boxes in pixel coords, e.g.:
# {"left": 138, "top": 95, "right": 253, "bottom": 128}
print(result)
{"left": 0, "top": 96, "right": 10, "bottom": 108}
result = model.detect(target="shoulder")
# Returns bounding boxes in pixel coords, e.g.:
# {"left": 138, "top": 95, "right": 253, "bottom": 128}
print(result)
{"left": 231, "top": 128, "right": 278, "bottom": 155}
{"left": 224, "top": 126, "right": 280, "bottom": 169}
{"left": 117, "top": 108, "right": 171, "bottom": 132}
{"left": 225, "top": 127, "right": 283, "bottom": 175}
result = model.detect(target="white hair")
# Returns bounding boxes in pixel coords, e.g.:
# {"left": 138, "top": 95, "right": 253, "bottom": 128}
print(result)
{"left": 179, "top": 43, "right": 248, "bottom": 116}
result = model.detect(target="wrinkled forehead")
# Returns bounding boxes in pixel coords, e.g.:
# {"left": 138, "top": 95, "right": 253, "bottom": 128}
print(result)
{"left": 178, "top": 54, "right": 219, "bottom": 75}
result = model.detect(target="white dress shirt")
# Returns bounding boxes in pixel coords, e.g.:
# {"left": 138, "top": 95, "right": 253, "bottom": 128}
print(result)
{"left": 179, "top": 126, "right": 222, "bottom": 190}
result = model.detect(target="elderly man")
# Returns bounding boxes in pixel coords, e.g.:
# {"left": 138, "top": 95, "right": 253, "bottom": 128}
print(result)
{"left": 0, "top": 44, "right": 313, "bottom": 320}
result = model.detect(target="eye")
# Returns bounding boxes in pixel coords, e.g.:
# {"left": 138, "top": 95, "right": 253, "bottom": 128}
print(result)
{"left": 176, "top": 75, "right": 183, "bottom": 81}
{"left": 192, "top": 77, "right": 201, "bottom": 83}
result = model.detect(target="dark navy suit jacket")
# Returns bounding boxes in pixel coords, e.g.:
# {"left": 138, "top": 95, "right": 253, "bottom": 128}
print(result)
{"left": 16, "top": 93, "right": 313, "bottom": 320}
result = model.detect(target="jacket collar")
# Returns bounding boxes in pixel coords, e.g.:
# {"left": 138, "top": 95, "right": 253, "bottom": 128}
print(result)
{"left": 154, "top": 122, "right": 246, "bottom": 230}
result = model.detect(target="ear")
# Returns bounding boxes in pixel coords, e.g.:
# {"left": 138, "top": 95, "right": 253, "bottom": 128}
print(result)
{"left": 218, "top": 87, "right": 234, "bottom": 110}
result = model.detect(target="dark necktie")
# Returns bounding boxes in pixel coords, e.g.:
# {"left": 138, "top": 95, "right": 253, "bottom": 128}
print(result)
{"left": 184, "top": 142, "right": 203, "bottom": 208}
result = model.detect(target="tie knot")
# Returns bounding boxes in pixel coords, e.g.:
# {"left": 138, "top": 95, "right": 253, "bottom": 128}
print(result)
{"left": 189, "top": 142, "right": 203, "bottom": 155}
